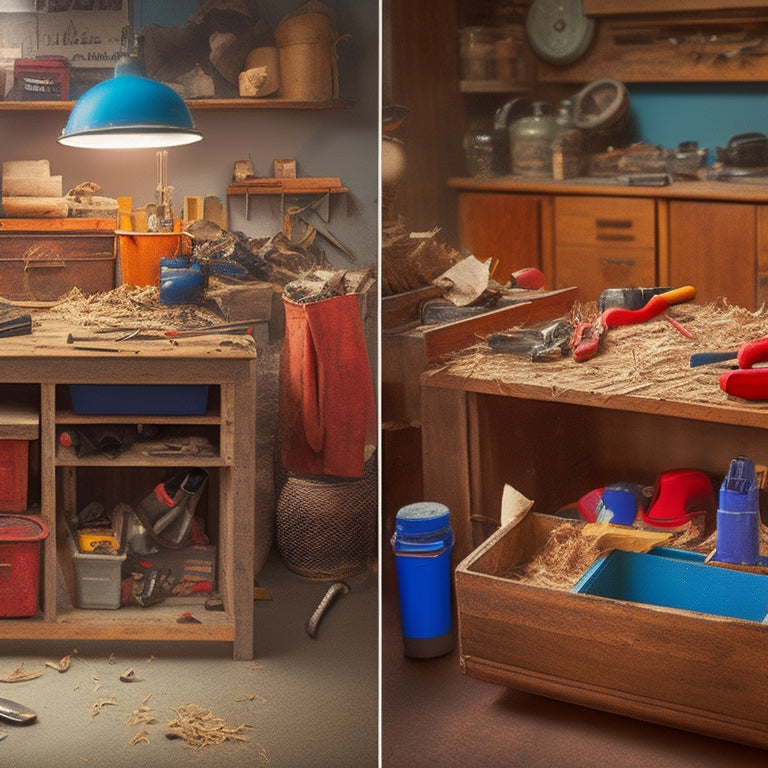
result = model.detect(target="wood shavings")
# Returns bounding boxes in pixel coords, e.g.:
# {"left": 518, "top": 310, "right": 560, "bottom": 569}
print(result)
{"left": 45, "top": 655, "right": 71, "bottom": 673}
{"left": 127, "top": 694, "right": 156, "bottom": 726}
{"left": 506, "top": 522, "right": 601, "bottom": 589}
{"left": 129, "top": 728, "right": 151, "bottom": 746}
{"left": 34, "top": 285, "right": 228, "bottom": 335}
{"left": 0, "top": 663, "right": 45, "bottom": 683}
{"left": 166, "top": 704, "right": 250, "bottom": 752}
{"left": 120, "top": 668, "right": 143, "bottom": 683}
{"left": 439, "top": 300, "right": 768, "bottom": 410}
{"left": 90, "top": 697, "right": 117, "bottom": 718}
{"left": 234, "top": 693, "right": 266, "bottom": 702}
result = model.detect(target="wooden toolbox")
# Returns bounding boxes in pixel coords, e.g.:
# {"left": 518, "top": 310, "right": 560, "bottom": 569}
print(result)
{"left": 0, "top": 219, "right": 116, "bottom": 302}
{"left": 456, "top": 511, "right": 768, "bottom": 750}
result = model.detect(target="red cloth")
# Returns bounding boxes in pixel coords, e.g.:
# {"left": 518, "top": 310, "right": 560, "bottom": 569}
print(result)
{"left": 279, "top": 293, "right": 375, "bottom": 478}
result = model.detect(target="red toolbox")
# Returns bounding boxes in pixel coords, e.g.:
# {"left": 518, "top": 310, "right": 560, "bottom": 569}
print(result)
{"left": 0, "top": 515, "right": 48, "bottom": 617}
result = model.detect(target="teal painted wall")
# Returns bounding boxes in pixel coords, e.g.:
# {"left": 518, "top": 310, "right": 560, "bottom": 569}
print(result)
{"left": 628, "top": 84, "right": 768, "bottom": 164}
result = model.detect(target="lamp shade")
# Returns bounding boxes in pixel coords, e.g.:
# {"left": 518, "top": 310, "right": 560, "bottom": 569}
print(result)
{"left": 58, "top": 75, "right": 203, "bottom": 149}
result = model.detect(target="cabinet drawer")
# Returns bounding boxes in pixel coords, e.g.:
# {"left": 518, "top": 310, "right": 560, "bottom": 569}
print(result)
{"left": 555, "top": 196, "right": 656, "bottom": 249}
{"left": 555, "top": 244, "right": 656, "bottom": 301}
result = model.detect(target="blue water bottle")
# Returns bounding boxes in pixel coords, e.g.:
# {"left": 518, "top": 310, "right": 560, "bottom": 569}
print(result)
{"left": 391, "top": 501, "right": 455, "bottom": 658}
{"left": 715, "top": 456, "right": 760, "bottom": 565}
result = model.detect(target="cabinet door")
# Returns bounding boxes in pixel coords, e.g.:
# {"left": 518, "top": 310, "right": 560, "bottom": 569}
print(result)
{"left": 554, "top": 196, "right": 656, "bottom": 302}
{"left": 456, "top": 192, "right": 541, "bottom": 284}
{"left": 668, "top": 200, "right": 756, "bottom": 309}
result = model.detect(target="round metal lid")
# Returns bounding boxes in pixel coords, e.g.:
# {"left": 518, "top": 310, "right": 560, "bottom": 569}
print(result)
{"left": 526, "top": 0, "right": 595, "bottom": 65}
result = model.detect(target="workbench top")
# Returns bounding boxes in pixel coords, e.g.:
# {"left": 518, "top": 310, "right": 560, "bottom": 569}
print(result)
{"left": 449, "top": 176, "right": 768, "bottom": 203}
{"left": 422, "top": 300, "right": 768, "bottom": 430}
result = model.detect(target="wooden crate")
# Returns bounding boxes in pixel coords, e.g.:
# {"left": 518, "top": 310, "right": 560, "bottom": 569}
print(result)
{"left": 0, "top": 219, "right": 115, "bottom": 301}
{"left": 456, "top": 512, "right": 768, "bottom": 750}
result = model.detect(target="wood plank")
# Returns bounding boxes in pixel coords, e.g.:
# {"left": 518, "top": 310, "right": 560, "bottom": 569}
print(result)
{"left": 421, "top": 386, "right": 474, "bottom": 566}
{"left": 0, "top": 218, "right": 115, "bottom": 232}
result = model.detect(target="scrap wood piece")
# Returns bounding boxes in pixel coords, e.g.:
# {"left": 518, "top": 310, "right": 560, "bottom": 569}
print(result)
{"left": 166, "top": 703, "right": 250, "bottom": 752}
{"left": 129, "top": 728, "right": 151, "bottom": 746}
{"left": 90, "top": 697, "right": 118, "bottom": 718}
{"left": 120, "top": 668, "right": 143, "bottom": 683}
{"left": 581, "top": 521, "right": 672, "bottom": 553}
{"left": 127, "top": 694, "right": 156, "bottom": 726}
{"left": 45, "top": 655, "right": 71, "bottom": 673}
{"left": 0, "top": 663, "right": 45, "bottom": 683}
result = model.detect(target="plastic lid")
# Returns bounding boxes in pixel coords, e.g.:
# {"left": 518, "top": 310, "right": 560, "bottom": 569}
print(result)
{"left": 0, "top": 514, "right": 48, "bottom": 542}
{"left": 395, "top": 502, "right": 450, "bottom": 535}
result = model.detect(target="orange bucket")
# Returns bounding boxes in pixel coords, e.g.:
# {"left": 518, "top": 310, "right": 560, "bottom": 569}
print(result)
{"left": 118, "top": 231, "right": 183, "bottom": 287}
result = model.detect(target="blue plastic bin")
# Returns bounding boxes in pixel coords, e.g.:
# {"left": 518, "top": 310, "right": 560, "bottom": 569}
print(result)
{"left": 574, "top": 546, "right": 768, "bottom": 622}
{"left": 69, "top": 384, "right": 208, "bottom": 416}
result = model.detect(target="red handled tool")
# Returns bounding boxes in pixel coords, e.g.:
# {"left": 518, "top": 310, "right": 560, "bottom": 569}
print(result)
{"left": 719, "top": 336, "right": 768, "bottom": 400}
{"left": 572, "top": 285, "right": 696, "bottom": 362}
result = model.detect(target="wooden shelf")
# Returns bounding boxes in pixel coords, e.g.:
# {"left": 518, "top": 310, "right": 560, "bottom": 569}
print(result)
{"left": 0, "top": 97, "right": 356, "bottom": 112}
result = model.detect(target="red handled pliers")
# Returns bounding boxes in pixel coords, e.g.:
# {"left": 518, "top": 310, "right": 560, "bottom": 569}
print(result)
{"left": 572, "top": 285, "right": 697, "bottom": 362}
{"left": 719, "top": 336, "right": 768, "bottom": 400}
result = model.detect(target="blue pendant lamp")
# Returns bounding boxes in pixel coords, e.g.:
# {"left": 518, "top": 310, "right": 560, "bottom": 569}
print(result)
{"left": 58, "top": 75, "right": 203, "bottom": 149}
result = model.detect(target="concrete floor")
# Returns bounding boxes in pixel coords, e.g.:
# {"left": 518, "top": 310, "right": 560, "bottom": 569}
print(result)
{"left": 0, "top": 548, "right": 378, "bottom": 768}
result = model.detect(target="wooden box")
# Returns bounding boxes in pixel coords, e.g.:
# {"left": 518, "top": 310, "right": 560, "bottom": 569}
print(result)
{"left": 456, "top": 512, "right": 768, "bottom": 750}
{"left": 0, "top": 219, "right": 116, "bottom": 301}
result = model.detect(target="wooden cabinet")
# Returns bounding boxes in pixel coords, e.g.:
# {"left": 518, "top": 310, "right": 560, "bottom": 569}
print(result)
{"left": 450, "top": 178, "right": 768, "bottom": 310}
{"left": 456, "top": 191, "right": 547, "bottom": 283}
{"left": 553, "top": 196, "right": 656, "bottom": 301}
{"left": 667, "top": 200, "right": 757, "bottom": 309}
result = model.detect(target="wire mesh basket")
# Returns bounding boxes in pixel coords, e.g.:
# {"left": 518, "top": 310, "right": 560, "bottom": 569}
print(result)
{"left": 275, "top": 456, "right": 377, "bottom": 580}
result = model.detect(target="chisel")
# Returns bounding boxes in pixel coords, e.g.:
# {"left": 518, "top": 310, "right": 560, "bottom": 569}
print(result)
{"left": 0, "top": 697, "right": 36, "bottom": 725}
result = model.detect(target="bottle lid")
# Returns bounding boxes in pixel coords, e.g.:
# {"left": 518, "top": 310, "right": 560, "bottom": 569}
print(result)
{"left": 395, "top": 502, "right": 450, "bottom": 535}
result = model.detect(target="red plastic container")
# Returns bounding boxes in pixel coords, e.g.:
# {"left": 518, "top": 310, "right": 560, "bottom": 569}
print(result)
{"left": 0, "top": 515, "right": 48, "bottom": 617}
{"left": 0, "top": 440, "right": 29, "bottom": 512}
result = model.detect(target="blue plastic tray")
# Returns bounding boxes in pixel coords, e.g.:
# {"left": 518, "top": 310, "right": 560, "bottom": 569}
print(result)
{"left": 574, "top": 546, "right": 768, "bottom": 622}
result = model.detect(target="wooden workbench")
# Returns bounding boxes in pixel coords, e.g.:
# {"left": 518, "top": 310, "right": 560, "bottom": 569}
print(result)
{"left": 0, "top": 324, "right": 259, "bottom": 660}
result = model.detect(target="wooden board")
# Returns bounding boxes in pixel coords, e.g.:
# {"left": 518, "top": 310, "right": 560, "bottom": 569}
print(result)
{"left": 227, "top": 177, "right": 347, "bottom": 194}
{"left": 0, "top": 218, "right": 115, "bottom": 232}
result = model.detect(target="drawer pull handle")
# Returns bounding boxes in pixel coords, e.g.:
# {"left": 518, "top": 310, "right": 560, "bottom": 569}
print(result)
{"left": 601, "top": 257, "right": 636, "bottom": 267}
{"left": 24, "top": 259, "right": 66, "bottom": 270}
{"left": 596, "top": 218, "right": 633, "bottom": 229}
{"left": 596, "top": 234, "right": 635, "bottom": 242}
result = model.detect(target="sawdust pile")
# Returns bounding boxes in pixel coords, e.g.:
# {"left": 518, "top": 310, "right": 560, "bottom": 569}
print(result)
{"left": 507, "top": 519, "right": 706, "bottom": 589}
{"left": 166, "top": 704, "right": 250, "bottom": 752}
{"left": 505, "top": 522, "right": 602, "bottom": 589}
{"left": 432, "top": 298, "right": 768, "bottom": 409}
{"left": 34, "top": 285, "right": 224, "bottom": 331}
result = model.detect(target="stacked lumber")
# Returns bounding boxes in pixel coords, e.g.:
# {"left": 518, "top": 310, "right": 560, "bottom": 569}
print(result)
{"left": 2, "top": 159, "right": 66, "bottom": 218}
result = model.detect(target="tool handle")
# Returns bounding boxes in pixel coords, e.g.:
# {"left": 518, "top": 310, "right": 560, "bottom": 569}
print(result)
{"left": 737, "top": 335, "right": 768, "bottom": 369}
{"left": 720, "top": 369, "right": 768, "bottom": 400}
{"left": 602, "top": 285, "right": 696, "bottom": 329}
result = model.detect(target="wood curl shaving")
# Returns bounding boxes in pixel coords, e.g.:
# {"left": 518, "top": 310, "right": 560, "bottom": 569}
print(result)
{"left": 129, "top": 728, "right": 150, "bottom": 746}
{"left": 0, "top": 663, "right": 45, "bottom": 683}
{"left": 90, "top": 697, "right": 117, "bottom": 718}
{"left": 45, "top": 655, "right": 71, "bottom": 673}
{"left": 166, "top": 704, "right": 250, "bottom": 752}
